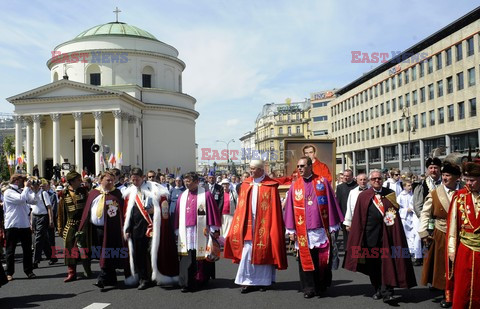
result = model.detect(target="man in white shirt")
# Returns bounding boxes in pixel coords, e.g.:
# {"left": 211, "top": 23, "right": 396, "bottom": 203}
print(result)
{"left": 344, "top": 173, "right": 369, "bottom": 230}
{"left": 4, "top": 174, "right": 37, "bottom": 280}
{"left": 31, "top": 178, "right": 56, "bottom": 269}
{"left": 383, "top": 168, "right": 403, "bottom": 197}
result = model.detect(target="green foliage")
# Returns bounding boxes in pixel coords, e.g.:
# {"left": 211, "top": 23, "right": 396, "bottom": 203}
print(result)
{"left": 0, "top": 135, "right": 15, "bottom": 181}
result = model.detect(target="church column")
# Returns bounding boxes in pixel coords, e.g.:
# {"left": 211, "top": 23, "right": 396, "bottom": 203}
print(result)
{"left": 93, "top": 111, "right": 103, "bottom": 174}
{"left": 24, "top": 118, "right": 33, "bottom": 174}
{"left": 352, "top": 151, "right": 357, "bottom": 176}
{"left": 51, "top": 113, "right": 61, "bottom": 167}
{"left": 32, "top": 115, "right": 42, "bottom": 174}
{"left": 380, "top": 146, "right": 385, "bottom": 170}
{"left": 128, "top": 115, "right": 137, "bottom": 166}
{"left": 14, "top": 116, "right": 23, "bottom": 167}
{"left": 73, "top": 112, "right": 83, "bottom": 173}
{"left": 419, "top": 139, "right": 425, "bottom": 173}
{"left": 122, "top": 113, "right": 130, "bottom": 167}
{"left": 39, "top": 119, "right": 45, "bottom": 176}
{"left": 445, "top": 134, "right": 451, "bottom": 155}
{"left": 365, "top": 149, "right": 370, "bottom": 175}
{"left": 398, "top": 143, "right": 403, "bottom": 172}
{"left": 113, "top": 110, "right": 123, "bottom": 169}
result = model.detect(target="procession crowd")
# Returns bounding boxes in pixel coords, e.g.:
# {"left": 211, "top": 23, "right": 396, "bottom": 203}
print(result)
{"left": 0, "top": 145, "right": 479, "bottom": 309}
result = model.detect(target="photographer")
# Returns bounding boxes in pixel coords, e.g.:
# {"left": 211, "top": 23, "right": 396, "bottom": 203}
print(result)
{"left": 30, "top": 178, "right": 57, "bottom": 268}
{"left": 4, "top": 174, "right": 37, "bottom": 280}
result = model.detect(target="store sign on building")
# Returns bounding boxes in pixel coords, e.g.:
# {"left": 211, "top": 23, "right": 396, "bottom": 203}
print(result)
{"left": 277, "top": 105, "right": 301, "bottom": 113}
{"left": 388, "top": 64, "right": 402, "bottom": 76}
{"left": 311, "top": 91, "right": 334, "bottom": 101}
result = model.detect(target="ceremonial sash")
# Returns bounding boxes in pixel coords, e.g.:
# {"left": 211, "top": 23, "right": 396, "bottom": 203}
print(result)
{"left": 293, "top": 176, "right": 330, "bottom": 271}
{"left": 372, "top": 194, "right": 385, "bottom": 216}
{"left": 135, "top": 194, "right": 153, "bottom": 237}
{"left": 178, "top": 187, "right": 208, "bottom": 259}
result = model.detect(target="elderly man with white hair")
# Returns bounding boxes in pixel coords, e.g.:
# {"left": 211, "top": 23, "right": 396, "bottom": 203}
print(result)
{"left": 224, "top": 160, "right": 287, "bottom": 294}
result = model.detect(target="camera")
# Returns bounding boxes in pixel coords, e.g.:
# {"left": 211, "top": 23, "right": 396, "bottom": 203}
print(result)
{"left": 31, "top": 179, "right": 41, "bottom": 186}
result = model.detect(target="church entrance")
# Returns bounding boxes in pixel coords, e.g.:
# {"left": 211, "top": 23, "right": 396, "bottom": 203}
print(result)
{"left": 82, "top": 138, "right": 95, "bottom": 176}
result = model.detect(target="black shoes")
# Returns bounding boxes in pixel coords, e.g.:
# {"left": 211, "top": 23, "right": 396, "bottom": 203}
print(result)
{"left": 93, "top": 281, "right": 105, "bottom": 289}
{"left": 304, "top": 291, "right": 315, "bottom": 299}
{"left": 383, "top": 295, "right": 395, "bottom": 303}
{"left": 138, "top": 280, "right": 152, "bottom": 290}
{"left": 240, "top": 286, "right": 257, "bottom": 294}
{"left": 33, "top": 262, "right": 39, "bottom": 269}
{"left": 48, "top": 258, "right": 58, "bottom": 265}
{"left": 259, "top": 286, "right": 267, "bottom": 292}
{"left": 372, "top": 291, "right": 382, "bottom": 300}
{"left": 440, "top": 299, "right": 452, "bottom": 308}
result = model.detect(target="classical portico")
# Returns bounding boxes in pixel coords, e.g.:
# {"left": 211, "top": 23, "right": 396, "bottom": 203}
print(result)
{"left": 8, "top": 20, "right": 198, "bottom": 178}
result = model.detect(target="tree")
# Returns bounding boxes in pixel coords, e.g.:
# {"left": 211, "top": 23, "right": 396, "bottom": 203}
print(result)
{"left": 0, "top": 135, "right": 15, "bottom": 181}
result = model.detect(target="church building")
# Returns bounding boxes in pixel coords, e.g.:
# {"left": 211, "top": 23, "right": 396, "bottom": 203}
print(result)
{"left": 7, "top": 16, "right": 198, "bottom": 178}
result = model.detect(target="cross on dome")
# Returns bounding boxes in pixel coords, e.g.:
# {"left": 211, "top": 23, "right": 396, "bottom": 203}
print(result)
{"left": 113, "top": 7, "right": 121, "bottom": 23}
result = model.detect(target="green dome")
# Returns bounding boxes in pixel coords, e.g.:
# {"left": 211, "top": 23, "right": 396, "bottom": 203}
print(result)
{"left": 75, "top": 22, "right": 158, "bottom": 41}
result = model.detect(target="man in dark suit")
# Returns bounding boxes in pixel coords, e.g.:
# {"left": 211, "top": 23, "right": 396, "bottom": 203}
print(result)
{"left": 335, "top": 169, "right": 357, "bottom": 250}
{"left": 206, "top": 171, "right": 223, "bottom": 213}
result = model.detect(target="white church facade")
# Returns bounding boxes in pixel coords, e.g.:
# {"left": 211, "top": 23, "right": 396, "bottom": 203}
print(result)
{"left": 7, "top": 21, "right": 198, "bottom": 178}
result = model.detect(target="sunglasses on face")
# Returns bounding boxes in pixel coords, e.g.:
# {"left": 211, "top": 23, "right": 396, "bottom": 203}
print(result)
{"left": 394, "top": 174, "right": 400, "bottom": 176}
{"left": 371, "top": 177, "right": 382, "bottom": 181}
{"left": 297, "top": 165, "right": 306, "bottom": 168}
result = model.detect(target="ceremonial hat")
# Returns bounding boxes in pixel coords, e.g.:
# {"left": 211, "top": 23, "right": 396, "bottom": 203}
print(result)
{"left": 207, "top": 171, "right": 215, "bottom": 177}
{"left": 441, "top": 162, "right": 461, "bottom": 176}
{"left": 175, "top": 176, "right": 182, "bottom": 181}
{"left": 426, "top": 157, "right": 442, "bottom": 167}
{"left": 463, "top": 161, "right": 480, "bottom": 177}
{"left": 249, "top": 159, "right": 265, "bottom": 169}
{"left": 220, "top": 178, "right": 230, "bottom": 185}
{"left": 66, "top": 171, "right": 81, "bottom": 182}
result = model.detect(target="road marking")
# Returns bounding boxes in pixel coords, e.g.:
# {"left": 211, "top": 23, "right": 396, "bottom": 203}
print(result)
{"left": 83, "top": 303, "right": 111, "bottom": 309}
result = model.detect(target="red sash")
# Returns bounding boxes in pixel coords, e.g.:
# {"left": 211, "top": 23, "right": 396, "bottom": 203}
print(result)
{"left": 372, "top": 194, "right": 385, "bottom": 216}
{"left": 135, "top": 194, "right": 153, "bottom": 238}
{"left": 293, "top": 178, "right": 315, "bottom": 271}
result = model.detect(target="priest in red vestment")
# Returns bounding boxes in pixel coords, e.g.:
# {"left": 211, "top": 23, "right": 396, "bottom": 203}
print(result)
{"left": 275, "top": 144, "right": 332, "bottom": 185}
{"left": 124, "top": 168, "right": 179, "bottom": 290}
{"left": 446, "top": 160, "right": 480, "bottom": 308}
{"left": 344, "top": 169, "right": 416, "bottom": 303}
{"left": 224, "top": 159, "right": 287, "bottom": 293}
{"left": 284, "top": 156, "right": 344, "bottom": 298}
{"left": 78, "top": 170, "right": 131, "bottom": 289}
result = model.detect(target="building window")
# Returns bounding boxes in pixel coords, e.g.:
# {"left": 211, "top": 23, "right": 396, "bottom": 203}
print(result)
{"left": 370, "top": 107, "right": 374, "bottom": 119}
{"left": 438, "top": 107, "right": 444, "bottom": 124}
{"left": 437, "top": 80, "right": 443, "bottom": 97}
{"left": 427, "top": 58, "right": 433, "bottom": 74}
{"left": 279, "top": 127, "right": 283, "bottom": 135}
{"left": 447, "top": 76, "right": 453, "bottom": 94}
{"left": 375, "top": 106, "right": 379, "bottom": 118}
{"left": 419, "top": 61, "right": 425, "bottom": 77}
{"left": 392, "top": 120, "right": 397, "bottom": 134}
{"left": 429, "top": 110, "right": 435, "bottom": 126}
{"left": 399, "top": 119, "right": 404, "bottom": 133}
{"left": 446, "top": 48, "right": 452, "bottom": 66}
{"left": 386, "top": 100, "right": 390, "bottom": 113}
{"left": 270, "top": 140, "right": 274, "bottom": 149}
{"left": 456, "top": 42, "right": 463, "bottom": 61}
{"left": 392, "top": 98, "right": 396, "bottom": 112}
{"left": 392, "top": 76, "right": 396, "bottom": 90}
{"left": 428, "top": 84, "right": 434, "bottom": 100}
{"left": 413, "top": 114, "right": 418, "bottom": 129}
{"left": 412, "top": 90, "right": 418, "bottom": 105}
{"left": 448, "top": 104, "right": 454, "bottom": 121}
{"left": 458, "top": 101, "right": 465, "bottom": 119}
{"left": 90, "top": 73, "right": 101, "bottom": 86}
{"left": 386, "top": 79, "right": 390, "bottom": 92}
{"left": 142, "top": 74, "right": 152, "bottom": 88}
{"left": 398, "top": 72, "right": 402, "bottom": 87}
{"left": 421, "top": 112, "right": 426, "bottom": 128}
{"left": 411, "top": 66, "right": 417, "bottom": 81}
{"left": 288, "top": 126, "right": 292, "bottom": 135}
{"left": 405, "top": 93, "right": 410, "bottom": 107}
{"left": 380, "top": 103, "right": 384, "bottom": 116}
{"left": 405, "top": 70, "right": 409, "bottom": 84}
{"left": 436, "top": 54, "right": 442, "bottom": 70}
{"left": 457, "top": 72, "right": 464, "bottom": 90}
{"left": 470, "top": 98, "right": 477, "bottom": 117}
{"left": 270, "top": 128, "right": 274, "bottom": 137}
{"left": 467, "top": 37, "right": 474, "bottom": 57}
{"left": 296, "top": 126, "right": 300, "bottom": 134}
{"left": 468, "top": 67, "right": 476, "bottom": 86}
{"left": 375, "top": 85, "right": 378, "bottom": 97}
{"left": 371, "top": 127, "right": 375, "bottom": 139}
{"left": 387, "top": 122, "right": 391, "bottom": 135}
{"left": 366, "top": 128, "right": 369, "bottom": 140}
{"left": 380, "top": 83, "right": 383, "bottom": 95}
{"left": 420, "top": 87, "right": 426, "bottom": 103}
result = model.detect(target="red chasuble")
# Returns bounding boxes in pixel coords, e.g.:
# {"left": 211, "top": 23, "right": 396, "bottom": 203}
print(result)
{"left": 224, "top": 175, "right": 287, "bottom": 270}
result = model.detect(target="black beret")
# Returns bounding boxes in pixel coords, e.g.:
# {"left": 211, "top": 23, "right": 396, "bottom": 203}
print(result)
{"left": 463, "top": 162, "right": 480, "bottom": 177}
{"left": 426, "top": 157, "right": 442, "bottom": 168}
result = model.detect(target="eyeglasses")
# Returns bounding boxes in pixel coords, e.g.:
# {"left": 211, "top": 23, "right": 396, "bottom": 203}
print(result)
{"left": 297, "top": 165, "right": 306, "bottom": 168}
{"left": 147, "top": 176, "right": 155, "bottom": 179}
{"left": 371, "top": 177, "right": 382, "bottom": 181}
{"left": 394, "top": 174, "right": 400, "bottom": 176}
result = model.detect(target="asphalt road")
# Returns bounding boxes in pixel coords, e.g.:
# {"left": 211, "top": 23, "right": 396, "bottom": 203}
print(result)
{"left": 0, "top": 237, "right": 444, "bottom": 309}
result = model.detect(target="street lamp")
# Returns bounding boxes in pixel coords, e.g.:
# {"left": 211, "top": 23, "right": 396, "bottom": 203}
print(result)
{"left": 401, "top": 107, "right": 416, "bottom": 171}
{"left": 216, "top": 139, "right": 235, "bottom": 171}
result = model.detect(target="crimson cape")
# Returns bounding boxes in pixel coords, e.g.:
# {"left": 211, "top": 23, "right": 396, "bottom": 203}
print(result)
{"left": 223, "top": 175, "right": 287, "bottom": 270}
{"left": 343, "top": 187, "right": 417, "bottom": 288}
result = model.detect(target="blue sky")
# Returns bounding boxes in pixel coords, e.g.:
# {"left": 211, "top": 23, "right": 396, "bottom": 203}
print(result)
{"left": 1, "top": 1, "right": 478, "bottom": 162}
